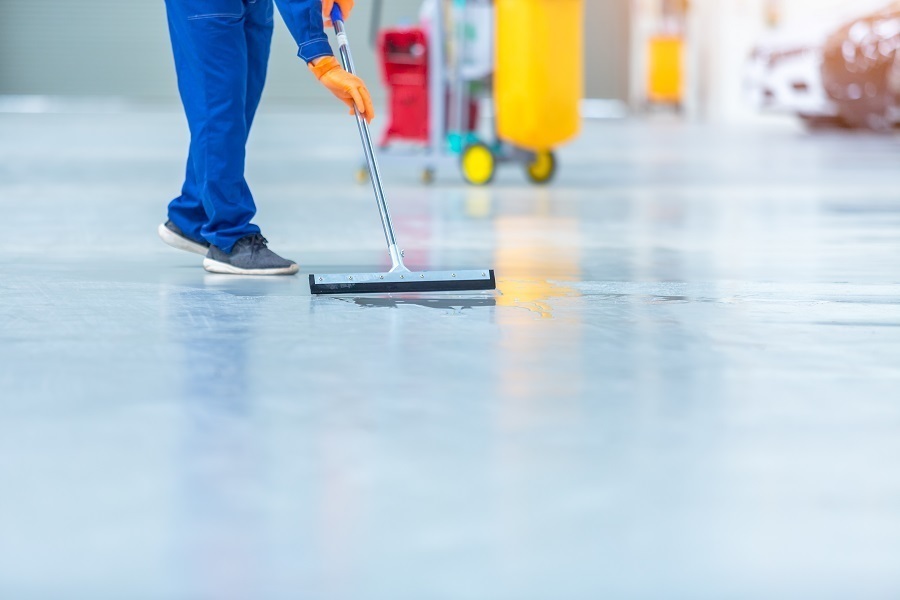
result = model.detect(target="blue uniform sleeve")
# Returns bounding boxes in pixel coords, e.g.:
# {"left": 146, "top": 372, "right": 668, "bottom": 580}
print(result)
{"left": 273, "top": 0, "right": 334, "bottom": 63}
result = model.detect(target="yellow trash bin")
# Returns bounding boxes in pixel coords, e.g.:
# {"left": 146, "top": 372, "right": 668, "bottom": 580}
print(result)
{"left": 494, "top": 0, "right": 584, "bottom": 152}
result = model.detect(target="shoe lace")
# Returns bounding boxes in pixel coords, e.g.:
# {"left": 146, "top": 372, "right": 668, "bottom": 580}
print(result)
{"left": 239, "top": 233, "right": 269, "bottom": 252}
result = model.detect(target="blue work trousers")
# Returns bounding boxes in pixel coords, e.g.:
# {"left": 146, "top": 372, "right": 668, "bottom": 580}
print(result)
{"left": 164, "top": 0, "right": 274, "bottom": 253}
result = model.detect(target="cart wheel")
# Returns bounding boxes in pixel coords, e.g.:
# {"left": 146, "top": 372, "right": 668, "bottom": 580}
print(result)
{"left": 355, "top": 168, "right": 370, "bottom": 185}
{"left": 525, "top": 150, "right": 557, "bottom": 185}
{"left": 461, "top": 143, "right": 496, "bottom": 186}
{"left": 421, "top": 168, "right": 436, "bottom": 185}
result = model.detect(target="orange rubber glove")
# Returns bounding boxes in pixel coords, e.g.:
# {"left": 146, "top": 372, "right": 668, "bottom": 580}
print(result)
{"left": 323, "top": 0, "right": 355, "bottom": 26}
{"left": 309, "top": 56, "right": 375, "bottom": 123}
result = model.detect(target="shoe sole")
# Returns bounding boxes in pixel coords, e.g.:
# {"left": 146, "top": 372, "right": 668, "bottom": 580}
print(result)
{"left": 158, "top": 223, "right": 209, "bottom": 256}
{"left": 203, "top": 258, "right": 300, "bottom": 276}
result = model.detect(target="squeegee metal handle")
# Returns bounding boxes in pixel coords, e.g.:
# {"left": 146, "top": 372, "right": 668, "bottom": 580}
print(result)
{"left": 330, "top": 5, "right": 407, "bottom": 272}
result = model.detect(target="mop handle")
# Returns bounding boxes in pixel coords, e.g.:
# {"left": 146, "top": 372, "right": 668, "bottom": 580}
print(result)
{"left": 329, "top": 4, "right": 407, "bottom": 271}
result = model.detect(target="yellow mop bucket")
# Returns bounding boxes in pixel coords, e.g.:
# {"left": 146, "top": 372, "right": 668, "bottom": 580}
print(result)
{"left": 494, "top": 0, "right": 584, "bottom": 151}
{"left": 647, "top": 35, "right": 684, "bottom": 104}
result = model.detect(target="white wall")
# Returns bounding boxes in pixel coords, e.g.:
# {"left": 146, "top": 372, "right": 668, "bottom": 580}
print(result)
{"left": 686, "top": 0, "right": 769, "bottom": 122}
{"left": 776, "top": 0, "right": 889, "bottom": 25}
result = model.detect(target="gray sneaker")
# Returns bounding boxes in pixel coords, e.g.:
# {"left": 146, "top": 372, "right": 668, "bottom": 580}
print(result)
{"left": 158, "top": 220, "right": 210, "bottom": 256}
{"left": 203, "top": 234, "right": 299, "bottom": 276}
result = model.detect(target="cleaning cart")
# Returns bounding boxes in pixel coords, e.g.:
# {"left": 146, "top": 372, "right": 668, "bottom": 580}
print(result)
{"left": 362, "top": 0, "right": 584, "bottom": 186}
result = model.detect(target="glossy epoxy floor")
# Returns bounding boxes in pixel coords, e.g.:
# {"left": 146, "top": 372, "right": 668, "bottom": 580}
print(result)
{"left": 1, "top": 109, "right": 900, "bottom": 599}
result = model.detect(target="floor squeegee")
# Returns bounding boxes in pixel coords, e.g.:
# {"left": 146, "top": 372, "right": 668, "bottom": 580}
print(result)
{"left": 309, "top": 5, "right": 497, "bottom": 295}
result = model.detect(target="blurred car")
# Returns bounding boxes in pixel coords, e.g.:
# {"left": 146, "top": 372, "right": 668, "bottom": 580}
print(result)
{"left": 822, "top": 2, "right": 900, "bottom": 130}
{"left": 746, "top": 21, "right": 844, "bottom": 128}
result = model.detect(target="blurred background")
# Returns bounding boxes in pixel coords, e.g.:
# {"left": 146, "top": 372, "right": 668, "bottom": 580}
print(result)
{"left": 2, "top": 0, "right": 899, "bottom": 126}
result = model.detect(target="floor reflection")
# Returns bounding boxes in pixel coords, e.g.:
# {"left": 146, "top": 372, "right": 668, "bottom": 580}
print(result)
{"left": 343, "top": 296, "right": 497, "bottom": 311}
{"left": 160, "top": 288, "right": 263, "bottom": 599}
{"left": 493, "top": 213, "right": 582, "bottom": 318}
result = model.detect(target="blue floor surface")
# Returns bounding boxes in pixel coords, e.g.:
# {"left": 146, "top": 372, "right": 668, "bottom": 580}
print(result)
{"left": 1, "top": 110, "right": 899, "bottom": 599}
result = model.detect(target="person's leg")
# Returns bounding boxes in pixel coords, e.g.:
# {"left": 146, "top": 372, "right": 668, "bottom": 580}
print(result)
{"left": 163, "top": 7, "right": 209, "bottom": 245}
{"left": 244, "top": 0, "right": 275, "bottom": 136}
{"left": 163, "top": 0, "right": 260, "bottom": 254}
{"left": 163, "top": 0, "right": 297, "bottom": 275}
{"left": 166, "top": 162, "right": 207, "bottom": 244}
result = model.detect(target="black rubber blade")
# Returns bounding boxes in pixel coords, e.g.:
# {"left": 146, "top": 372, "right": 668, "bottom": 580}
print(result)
{"left": 309, "top": 270, "right": 496, "bottom": 295}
